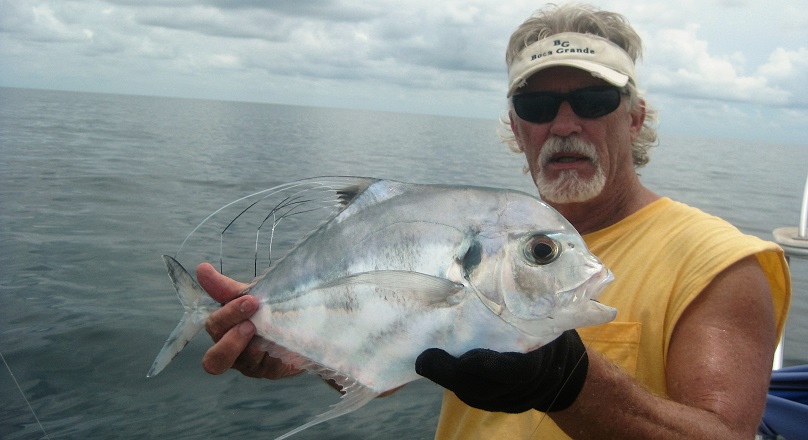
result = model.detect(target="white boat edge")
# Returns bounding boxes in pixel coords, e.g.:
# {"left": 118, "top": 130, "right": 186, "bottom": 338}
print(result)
{"left": 770, "top": 173, "right": 808, "bottom": 371}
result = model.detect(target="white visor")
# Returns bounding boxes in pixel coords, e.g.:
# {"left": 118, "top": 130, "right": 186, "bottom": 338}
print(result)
{"left": 507, "top": 32, "right": 636, "bottom": 97}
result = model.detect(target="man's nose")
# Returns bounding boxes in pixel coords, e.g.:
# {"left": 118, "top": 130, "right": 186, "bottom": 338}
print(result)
{"left": 549, "top": 101, "right": 583, "bottom": 137}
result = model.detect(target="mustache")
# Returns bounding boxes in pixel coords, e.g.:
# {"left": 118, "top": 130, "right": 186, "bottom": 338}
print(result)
{"left": 539, "top": 137, "right": 599, "bottom": 167}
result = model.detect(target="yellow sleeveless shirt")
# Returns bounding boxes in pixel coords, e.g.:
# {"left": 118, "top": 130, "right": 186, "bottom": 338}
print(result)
{"left": 433, "top": 197, "right": 791, "bottom": 439}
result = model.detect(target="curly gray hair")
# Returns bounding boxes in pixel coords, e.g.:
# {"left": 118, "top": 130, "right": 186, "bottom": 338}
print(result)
{"left": 501, "top": 4, "right": 658, "bottom": 168}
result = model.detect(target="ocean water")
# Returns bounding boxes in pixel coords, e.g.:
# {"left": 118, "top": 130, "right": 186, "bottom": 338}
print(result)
{"left": 0, "top": 87, "right": 805, "bottom": 439}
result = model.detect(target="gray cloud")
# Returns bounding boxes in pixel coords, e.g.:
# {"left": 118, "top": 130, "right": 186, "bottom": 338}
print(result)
{"left": 1, "top": 0, "right": 806, "bottom": 143}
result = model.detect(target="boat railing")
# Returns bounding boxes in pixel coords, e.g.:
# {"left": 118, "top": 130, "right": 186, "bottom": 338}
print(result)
{"left": 771, "top": 172, "right": 808, "bottom": 370}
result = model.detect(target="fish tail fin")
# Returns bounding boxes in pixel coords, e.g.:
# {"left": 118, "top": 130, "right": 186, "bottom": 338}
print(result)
{"left": 273, "top": 385, "right": 379, "bottom": 440}
{"left": 147, "top": 255, "right": 220, "bottom": 377}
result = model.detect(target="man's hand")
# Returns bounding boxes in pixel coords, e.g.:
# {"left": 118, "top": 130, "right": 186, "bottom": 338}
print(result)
{"left": 415, "top": 330, "right": 588, "bottom": 413}
{"left": 198, "top": 262, "right": 302, "bottom": 379}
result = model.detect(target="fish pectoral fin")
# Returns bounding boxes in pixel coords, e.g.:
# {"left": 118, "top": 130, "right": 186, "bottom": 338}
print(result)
{"left": 319, "top": 271, "right": 465, "bottom": 306}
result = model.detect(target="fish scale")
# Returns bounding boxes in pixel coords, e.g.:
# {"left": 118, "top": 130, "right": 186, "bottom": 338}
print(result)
{"left": 148, "top": 177, "right": 616, "bottom": 439}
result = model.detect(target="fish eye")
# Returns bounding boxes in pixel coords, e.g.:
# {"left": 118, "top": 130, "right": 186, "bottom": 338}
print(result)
{"left": 524, "top": 234, "right": 560, "bottom": 265}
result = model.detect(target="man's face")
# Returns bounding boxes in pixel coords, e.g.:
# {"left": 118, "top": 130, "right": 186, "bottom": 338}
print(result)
{"left": 509, "top": 67, "right": 644, "bottom": 206}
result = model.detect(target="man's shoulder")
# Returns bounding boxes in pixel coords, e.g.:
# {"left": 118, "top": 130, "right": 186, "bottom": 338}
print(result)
{"left": 642, "top": 197, "right": 739, "bottom": 233}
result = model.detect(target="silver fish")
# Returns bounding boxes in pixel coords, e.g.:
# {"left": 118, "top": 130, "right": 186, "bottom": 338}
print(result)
{"left": 148, "top": 177, "right": 616, "bottom": 439}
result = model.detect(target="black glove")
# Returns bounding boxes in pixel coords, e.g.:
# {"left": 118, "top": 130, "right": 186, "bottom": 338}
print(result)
{"left": 415, "top": 330, "right": 588, "bottom": 413}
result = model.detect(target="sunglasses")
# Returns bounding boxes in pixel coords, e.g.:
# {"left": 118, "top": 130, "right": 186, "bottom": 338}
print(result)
{"left": 511, "top": 86, "right": 627, "bottom": 123}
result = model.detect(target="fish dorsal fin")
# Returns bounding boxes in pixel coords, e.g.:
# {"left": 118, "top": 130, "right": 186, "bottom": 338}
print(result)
{"left": 316, "top": 270, "right": 466, "bottom": 306}
{"left": 173, "top": 177, "right": 380, "bottom": 280}
{"left": 333, "top": 181, "right": 371, "bottom": 209}
{"left": 258, "top": 340, "right": 380, "bottom": 440}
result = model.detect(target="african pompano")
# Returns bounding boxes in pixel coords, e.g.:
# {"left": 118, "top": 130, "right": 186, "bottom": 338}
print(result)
{"left": 148, "top": 177, "right": 616, "bottom": 439}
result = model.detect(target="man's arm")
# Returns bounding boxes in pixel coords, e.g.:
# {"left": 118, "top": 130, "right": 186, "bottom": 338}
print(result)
{"left": 550, "top": 256, "right": 776, "bottom": 439}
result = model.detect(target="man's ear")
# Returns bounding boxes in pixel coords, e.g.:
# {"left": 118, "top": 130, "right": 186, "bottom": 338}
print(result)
{"left": 509, "top": 111, "right": 525, "bottom": 152}
{"left": 628, "top": 98, "right": 646, "bottom": 142}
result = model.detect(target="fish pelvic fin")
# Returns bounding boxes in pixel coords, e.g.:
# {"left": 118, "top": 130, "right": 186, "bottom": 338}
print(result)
{"left": 254, "top": 340, "right": 382, "bottom": 440}
{"left": 273, "top": 379, "right": 378, "bottom": 440}
{"left": 147, "top": 255, "right": 220, "bottom": 377}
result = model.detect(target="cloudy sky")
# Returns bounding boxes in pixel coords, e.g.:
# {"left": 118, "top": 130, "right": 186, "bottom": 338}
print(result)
{"left": 2, "top": 0, "right": 807, "bottom": 144}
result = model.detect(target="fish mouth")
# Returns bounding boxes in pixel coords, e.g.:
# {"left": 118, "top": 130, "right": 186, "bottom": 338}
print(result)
{"left": 518, "top": 267, "right": 616, "bottom": 342}
{"left": 585, "top": 267, "right": 614, "bottom": 299}
{"left": 556, "top": 266, "right": 613, "bottom": 306}
{"left": 499, "top": 266, "right": 615, "bottom": 329}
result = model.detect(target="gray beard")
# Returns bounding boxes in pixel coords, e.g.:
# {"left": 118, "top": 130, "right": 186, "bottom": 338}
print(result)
{"left": 534, "top": 137, "right": 606, "bottom": 204}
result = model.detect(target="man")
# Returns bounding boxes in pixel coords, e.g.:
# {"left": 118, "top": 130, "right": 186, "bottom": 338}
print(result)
{"left": 199, "top": 4, "right": 790, "bottom": 439}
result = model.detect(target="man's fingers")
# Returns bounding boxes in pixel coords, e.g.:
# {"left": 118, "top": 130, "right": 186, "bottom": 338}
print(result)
{"left": 195, "top": 262, "right": 305, "bottom": 381}
{"left": 196, "top": 262, "right": 249, "bottom": 303}
{"left": 202, "top": 320, "right": 256, "bottom": 375}
{"left": 205, "top": 295, "right": 259, "bottom": 341}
